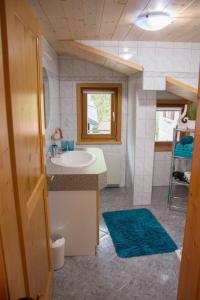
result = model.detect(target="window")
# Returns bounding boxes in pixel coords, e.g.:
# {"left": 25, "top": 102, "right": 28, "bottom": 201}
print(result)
{"left": 155, "top": 107, "right": 182, "bottom": 142}
{"left": 155, "top": 100, "right": 188, "bottom": 151}
{"left": 77, "top": 83, "right": 122, "bottom": 144}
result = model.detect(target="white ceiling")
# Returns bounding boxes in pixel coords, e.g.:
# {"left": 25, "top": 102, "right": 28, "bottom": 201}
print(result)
{"left": 29, "top": 0, "right": 200, "bottom": 53}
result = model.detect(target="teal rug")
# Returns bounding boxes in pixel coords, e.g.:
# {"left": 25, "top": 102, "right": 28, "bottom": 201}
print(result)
{"left": 102, "top": 208, "right": 177, "bottom": 258}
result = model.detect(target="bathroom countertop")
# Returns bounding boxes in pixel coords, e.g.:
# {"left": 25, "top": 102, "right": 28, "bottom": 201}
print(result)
{"left": 46, "top": 148, "right": 107, "bottom": 191}
{"left": 46, "top": 148, "right": 107, "bottom": 175}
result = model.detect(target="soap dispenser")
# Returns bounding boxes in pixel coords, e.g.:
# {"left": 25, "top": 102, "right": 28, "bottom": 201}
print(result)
{"left": 51, "top": 128, "right": 63, "bottom": 149}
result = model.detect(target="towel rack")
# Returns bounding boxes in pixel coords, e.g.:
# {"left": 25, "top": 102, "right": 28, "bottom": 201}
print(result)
{"left": 168, "top": 127, "right": 194, "bottom": 211}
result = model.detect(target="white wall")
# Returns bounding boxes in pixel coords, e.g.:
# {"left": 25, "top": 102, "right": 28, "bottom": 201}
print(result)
{"left": 133, "top": 90, "right": 157, "bottom": 205}
{"left": 79, "top": 41, "right": 200, "bottom": 191}
{"left": 126, "top": 74, "right": 142, "bottom": 193}
{"left": 42, "top": 39, "right": 128, "bottom": 187}
{"left": 153, "top": 152, "right": 171, "bottom": 186}
{"left": 42, "top": 39, "right": 200, "bottom": 196}
{"left": 42, "top": 38, "right": 60, "bottom": 150}
{"left": 59, "top": 55, "right": 128, "bottom": 187}
{"left": 80, "top": 40, "right": 199, "bottom": 189}
{"left": 126, "top": 75, "right": 157, "bottom": 205}
{"left": 80, "top": 40, "right": 200, "bottom": 90}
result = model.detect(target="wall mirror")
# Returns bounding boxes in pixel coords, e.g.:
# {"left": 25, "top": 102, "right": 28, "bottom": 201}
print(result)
{"left": 43, "top": 67, "right": 50, "bottom": 129}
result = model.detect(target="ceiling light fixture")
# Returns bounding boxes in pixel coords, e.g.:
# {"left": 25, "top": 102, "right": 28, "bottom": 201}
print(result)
{"left": 134, "top": 12, "right": 173, "bottom": 31}
{"left": 119, "top": 52, "right": 133, "bottom": 60}
{"left": 119, "top": 47, "right": 136, "bottom": 60}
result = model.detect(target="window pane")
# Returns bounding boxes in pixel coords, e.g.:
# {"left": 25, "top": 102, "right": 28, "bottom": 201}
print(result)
{"left": 87, "top": 93, "right": 112, "bottom": 135}
{"left": 155, "top": 109, "right": 181, "bottom": 142}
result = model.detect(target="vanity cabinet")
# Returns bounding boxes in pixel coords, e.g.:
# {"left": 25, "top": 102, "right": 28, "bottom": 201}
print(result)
{"left": 49, "top": 191, "right": 98, "bottom": 255}
{"left": 47, "top": 148, "right": 107, "bottom": 256}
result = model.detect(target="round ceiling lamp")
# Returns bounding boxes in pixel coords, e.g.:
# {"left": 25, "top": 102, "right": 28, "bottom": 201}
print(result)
{"left": 119, "top": 48, "right": 134, "bottom": 60}
{"left": 134, "top": 12, "right": 173, "bottom": 31}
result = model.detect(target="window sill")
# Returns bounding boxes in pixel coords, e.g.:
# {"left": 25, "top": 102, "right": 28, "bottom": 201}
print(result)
{"left": 155, "top": 142, "right": 172, "bottom": 152}
{"left": 76, "top": 140, "right": 122, "bottom": 145}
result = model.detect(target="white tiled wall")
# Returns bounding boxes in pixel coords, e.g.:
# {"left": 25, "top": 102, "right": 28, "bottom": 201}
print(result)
{"left": 80, "top": 40, "right": 200, "bottom": 90}
{"left": 153, "top": 152, "right": 172, "bottom": 186}
{"left": 58, "top": 55, "right": 127, "bottom": 187}
{"left": 126, "top": 74, "right": 157, "bottom": 205}
{"left": 126, "top": 74, "right": 142, "bottom": 194}
{"left": 133, "top": 91, "right": 156, "bottom": 205}
{"left": 43, "top": 38, "right": 200, "bottom": 200}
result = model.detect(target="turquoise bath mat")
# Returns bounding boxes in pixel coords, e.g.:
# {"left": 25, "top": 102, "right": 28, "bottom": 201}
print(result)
{"left": 102, "top": 208, "right": 177, "bottom": 258}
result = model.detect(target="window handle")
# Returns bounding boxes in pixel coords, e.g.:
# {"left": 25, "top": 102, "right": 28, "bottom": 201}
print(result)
{"left": 112, "top": 111, "right": 115, "bottom": 122}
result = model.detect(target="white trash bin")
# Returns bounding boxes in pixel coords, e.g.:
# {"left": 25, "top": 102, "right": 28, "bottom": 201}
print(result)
{"left": 51, "top": 237, "right": 65, "bottom": 270}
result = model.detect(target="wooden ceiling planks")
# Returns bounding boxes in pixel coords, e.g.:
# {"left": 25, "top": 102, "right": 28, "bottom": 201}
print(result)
{"left": 29, "top": 0, "right": 200, "bottom": 43}
{"left": 99, "top": 0, "right": 127, "bottom": 39}
{"left": 112, "top": 0, "right": 149, "bottom": 40}
{"left": 166, "top": 77, "right": 198, "bottom": 102}
{"left": 59, "top": 40, "right": 143, "bottom": 75}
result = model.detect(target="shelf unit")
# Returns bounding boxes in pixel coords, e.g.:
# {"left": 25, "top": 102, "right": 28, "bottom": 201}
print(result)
{"left": 168, "top": 128, "right": 194, "bottom": 211}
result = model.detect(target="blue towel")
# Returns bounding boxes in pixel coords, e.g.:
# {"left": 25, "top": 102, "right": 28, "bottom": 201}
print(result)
{"left": 180, "top": 135, "right": 194, "bottom": 145}
{"left": 175, "top": 143, "right": 193, "bottom": 151}
{"left": 174, "top": 142, "right": 193, "bottom": 158}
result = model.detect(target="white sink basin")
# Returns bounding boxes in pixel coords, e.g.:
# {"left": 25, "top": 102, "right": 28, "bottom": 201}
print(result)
{"left": 51, "top": 150, "right": 96, "bottom": 168}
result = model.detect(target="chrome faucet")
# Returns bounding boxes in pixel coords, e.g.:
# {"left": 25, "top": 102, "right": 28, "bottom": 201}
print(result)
{"left": 49, "top": 144, "right": 58, "bottom": 158}
{"left": 50, "top": 128, "right": 63, "bottom": 157}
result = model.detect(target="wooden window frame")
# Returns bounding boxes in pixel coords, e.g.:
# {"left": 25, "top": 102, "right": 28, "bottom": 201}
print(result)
{"left": 77, "top": 83, "right": 122, "bottom": 144}
{"left": 155, "top": 99, "right": 190, "bottom": 152}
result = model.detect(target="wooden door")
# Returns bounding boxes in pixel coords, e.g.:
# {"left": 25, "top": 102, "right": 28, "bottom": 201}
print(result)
{"left": 0, "top": 9, "right": 26, "bottom": 299}
{"left": 1, "top": 0, "right": 52, "bottom": 298}
{"left": 177, "top": 74, "right": 200, "bottom": 299}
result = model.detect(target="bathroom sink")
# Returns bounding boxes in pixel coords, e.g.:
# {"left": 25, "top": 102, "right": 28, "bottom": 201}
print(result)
{"left": 51, "top": 150, "right": 96, "bottom": 168}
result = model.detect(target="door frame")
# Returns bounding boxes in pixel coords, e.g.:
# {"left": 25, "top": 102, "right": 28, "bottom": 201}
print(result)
{"left": 177, "top": 72, "right": 200, "bottom": 299}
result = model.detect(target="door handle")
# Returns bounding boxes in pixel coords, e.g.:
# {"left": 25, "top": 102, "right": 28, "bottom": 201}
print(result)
{"left": 47, "top": 175, "right": 54, "bottom": 183}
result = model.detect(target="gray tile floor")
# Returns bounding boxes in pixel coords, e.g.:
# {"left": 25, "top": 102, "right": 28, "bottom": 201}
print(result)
{"left": 53, "top": 187, "right": 186, "bottom": 300}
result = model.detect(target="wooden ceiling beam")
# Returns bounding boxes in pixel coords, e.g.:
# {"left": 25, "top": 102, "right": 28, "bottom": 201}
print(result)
{"left": 166, "top": 76, "right": 198, "bottom": 102}
{"left": 59, "top": 40, "right": 143, "bottom": 76}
